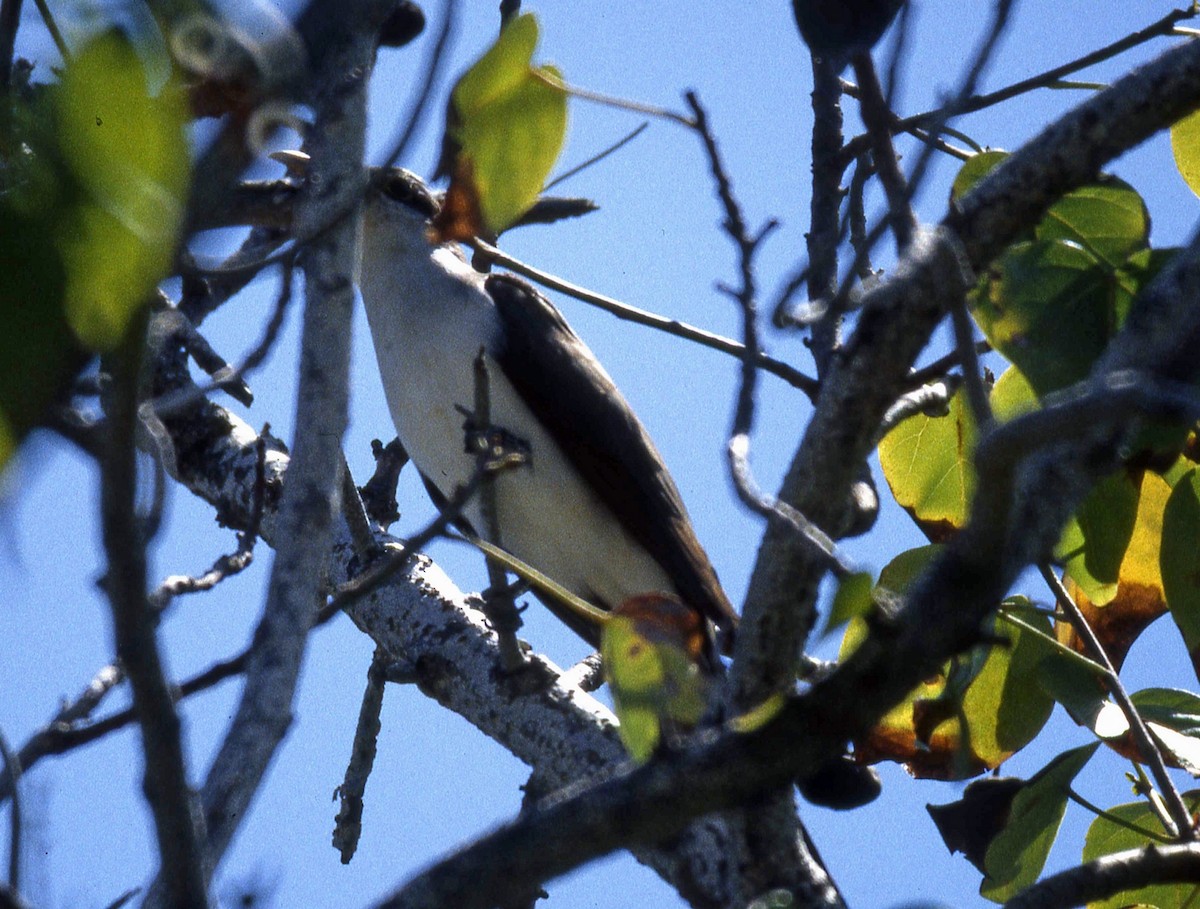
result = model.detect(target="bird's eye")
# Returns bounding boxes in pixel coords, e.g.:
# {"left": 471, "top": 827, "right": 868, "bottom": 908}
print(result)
{"left": 381, "top": 172, "right": 438, "bottom": 219}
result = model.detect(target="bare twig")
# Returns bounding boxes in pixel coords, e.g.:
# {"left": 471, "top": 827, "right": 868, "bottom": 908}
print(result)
{"left": 341, "top": 452, "right": 382, "bottom": 560}
{"left": 0, "top": 0, "right": 22, "bottom": 93}
{"left": 905, "top": 340, "right": 992, "bottom": 389}
{"left": 470, "top": 350, "right": 525, "bottom": 671}
{"left": 851, "top": 53, "right": 916, "bottom": 251}
{"left": 380, "top": 0, "right": 458, "bottom": 170}
{"left": 153, "top": 262, "right": 295, "bottom": 418}
{"left": 101, "top": 314, "right": 209, "bottom": 906}
{"left": 1039, "top": 564, "right": 1195, "bottom": 840}
{"left": 29, "top": 0, "right": 68, "bottom": 61}
{"left": 543, "top": 122, "right": 648, "bottom": 191}
{"left": 0, "top": 731, "right": 20, "bottom": 891}
{"left": 470, "top": 238, "right": 820, "bottom": 399}
{"left": 185, "top": 2, "right": 378, "bottom": 889}
{"left": 686, "top": 91, "right": 851, "bottom": 582}
{"left": 685, "top": 88, "right": 847, "bottom": 909}
{"left": 801, "top": 55, "right": 845, "bottom": 369}
{"left": 912, "top": 9, "right": 1193, "bottom": 130}
{"left": 332, "top": 650, "right": 389, "bottom": 863}
{"left": 359, "top": 438, "right": 407, "bottom": 529}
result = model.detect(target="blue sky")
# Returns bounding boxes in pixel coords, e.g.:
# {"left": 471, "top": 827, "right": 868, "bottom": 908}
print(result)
{"left": 3, "top": 2, "right": 1199, "bottom": 908}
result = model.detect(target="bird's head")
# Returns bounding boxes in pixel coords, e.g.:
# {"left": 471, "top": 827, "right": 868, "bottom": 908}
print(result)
{"left": 362, "top": 167, "right": 442, "bottom": 255}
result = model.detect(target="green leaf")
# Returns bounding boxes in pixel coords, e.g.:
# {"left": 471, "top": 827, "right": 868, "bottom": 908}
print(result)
{"left": 1082, "top": 791, "right": 1200, "bottom": 909}
{"left": 950, "top": 150, "right": 1009, "bottom": 202}
{"left": 1163, "top": 469, "right": 1200, "bottom": 675}
{"left": 1130, "top": 688, "right": 1200, "bottom": 776}
{"left": 449, "top": 13, "right": 567, "bottom": 235}
{"left": 840, "top": 551, "right": 1055, "bottom": 779}
{"left": 878, "top": 385, "right": 978, "bottom": 539}
{"left": 990, "top": 365, "right": 1038, "bottom": 423}
{"left": 1056, "top": 472, "right": 1141, "bottom": 605}
{"left": 971, "top": 239, "right": 1126, "bottom": 398}
{"left": 1171, "top": 107, "right": 1200, "bottom": 199}
{"left": 822, "top": 570, "right": 874, "bottom": 640}
{"left": 1037, "top": 177, "right": 1149, "bottom": 269}
{"left": 602, "top": 596, "right": 711, "bottom": 763}
{"left": 980, "top": 744, "right": 1099, "bottom": 903}
{"left": 0, "top": 201, "right": 76, "bottom": 471}
{"left": 54, "top": 31, "right": 190, "bottom": 350}
{"left": 967, "top": 600, "right": 1057, "bottom": 768}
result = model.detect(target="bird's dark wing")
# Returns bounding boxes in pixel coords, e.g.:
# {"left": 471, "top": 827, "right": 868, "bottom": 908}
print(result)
{"left": 485, "top": 273, "right": 738, "bottom": 645}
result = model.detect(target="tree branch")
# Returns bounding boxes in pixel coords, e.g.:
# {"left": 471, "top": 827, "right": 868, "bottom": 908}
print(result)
{"left": 1003, "top": 843, "right": 1200, "bottom": 909}
{"left": 102, "top": 316, "right": 209, "bottom": 908}
{"left": 732, "top": 33, "right": 1200, "bottom": 709}
{"left": 164, "top": 1, "right": 385, "bottom": 895}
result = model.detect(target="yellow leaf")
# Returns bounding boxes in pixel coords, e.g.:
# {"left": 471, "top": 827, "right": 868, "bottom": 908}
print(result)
{"left": 1172, "top": 107, "right": 1200, "bottom": 199}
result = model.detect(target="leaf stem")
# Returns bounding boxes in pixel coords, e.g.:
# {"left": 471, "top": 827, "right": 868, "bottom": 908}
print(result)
{"left": 1040, "top": 563, "right": 1195, "bottom": 840}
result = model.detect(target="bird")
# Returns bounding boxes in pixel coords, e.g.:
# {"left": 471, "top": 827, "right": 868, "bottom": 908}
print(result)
{"left": 357, "top": 168, "right": 738, "bottom": 666}
{"left": 791, "top": 0, "right": 905, "bottom": 68}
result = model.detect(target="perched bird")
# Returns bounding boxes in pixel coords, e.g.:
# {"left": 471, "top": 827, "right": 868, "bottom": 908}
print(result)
{"left": 357, "top": 169, "right": 738, "bottom": 665}
{"left": 791, "top": 0, "right": 905, "bottom": 67}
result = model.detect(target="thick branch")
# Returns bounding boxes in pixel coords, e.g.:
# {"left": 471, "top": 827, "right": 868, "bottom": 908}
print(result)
{"left": 1003, "top": 843, "right": 1200, "bottom": 909}
{"left": 733, "top": 34, "right": 1200, "bottom": 707}
{"left": 177, "top": 0, "right": 383, "bottom": 889}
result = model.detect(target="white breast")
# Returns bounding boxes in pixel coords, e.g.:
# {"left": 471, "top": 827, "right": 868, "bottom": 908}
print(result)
{"left": 359, "top": 209, "right": 673, "bottom": 609}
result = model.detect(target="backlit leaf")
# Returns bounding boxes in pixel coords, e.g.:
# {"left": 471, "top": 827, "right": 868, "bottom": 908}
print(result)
{"left": 1037, "top": 177, "right": 1149, "bottom": 268}
{"left": 442, "top": 13, "right": 567, "bottom": 236}
{"left": 979, "top": 744, "right": 1098, "bottom": 903}
{"left": 1163, "top": 468, "right": 1200, "bottom": 676}
{"left": 1056, "top": 472, "right": 1141, "bottom": 606}
{"left": 950, "top": 149, "right": 1008, "bottom": 203}
{"left": 602, "top": 594, "right": 710, "bottom": 763}
{"left": 1171, "top": 107, "right": 1200, "bottom": 199}
{"left": 878, "top": 386, "right": 977, "bottom": 540}
{"left": 55, "top": 31, "right": 190, "bottom": 349}
{"left": 1082, "top": 791, "right": 1200, "bottom": 909}
{"left": 1057, "top": 472, "right": 1172, "bottom": 674}
{"left": 822, "top": 570, "right": 874, "bottom": 640}
{"left": 970, "top": 239, "right": 1124, "bottom": 398}
{"left": 840, "top": 550, "right": 1055, "bottom": 779}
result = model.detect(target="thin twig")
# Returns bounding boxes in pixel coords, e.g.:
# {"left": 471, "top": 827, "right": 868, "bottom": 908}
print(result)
{"left": 340, "top": 452, "right": 382, "bottom": 560}
{"left": 152, "top": 261, "right": 295, "bottom": 417}
{"left": 0, "top": 731, "right": 20, "bottom": 891}
{"left": 833, "top": 0, "right": 1017, "bottom": 315}
{"left": 471, "top": 349, "right": 525, "bottom": 671}
{"left": 851, "top": 53, "right": 916, "bottom": 251}
{"left": 803, "top": 55, "right": 845, "bottom": 370}
{"left": 469, "top": 238, "right": 820, "bottom": 399}
{"left": 1039, "top": 564, "right": 1195, "bottom": 840}
{"left": 686, "top": 90, "right": 853, "bottom": 583}
{"left": 1066, "top": 787, "right": 1173, "bottom": 843}
{"left": 0, "top": 0, "right": 22, "bottom": 93}
{"left": 543, "top": 121, "right": 648, "bottom": 191}
{"left": 149, "top": 435, "right": 267, "bottom": 612}
{"left": 324, "top": 460, "right": 491, "bottom": 617}
{"left": 101, "top": 313, "right": 209, "bottom": 905}
{"left": 905, "top": 340, "right": 992, "bottom": 389}
{"left": 29, "top": 0, "right": 68, "bottom": 61}
{"left": 380, "top": 0, "right": 458, "bottom": 169}
{"left": 332, "top": 650, "right": 388, "bottom": 863}
{"left": 949, "top": 296, "right": 992, "bottom": 430}
{"left": 536, "top": 71, "right": 693, "bottom": 128}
